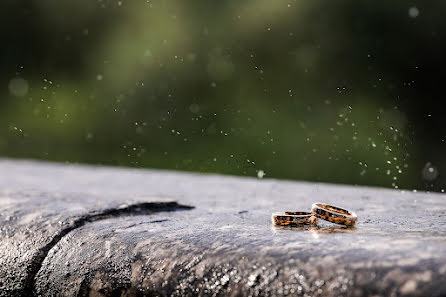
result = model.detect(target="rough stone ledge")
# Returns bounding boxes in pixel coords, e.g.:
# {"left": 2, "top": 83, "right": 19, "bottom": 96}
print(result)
{"left": 0, "top": 159, "right": 445, "bottom": 296}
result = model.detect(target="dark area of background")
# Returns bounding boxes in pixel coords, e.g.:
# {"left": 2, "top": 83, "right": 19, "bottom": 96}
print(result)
{"left": 1, "top": 0, "right": 445, "bottom": 191}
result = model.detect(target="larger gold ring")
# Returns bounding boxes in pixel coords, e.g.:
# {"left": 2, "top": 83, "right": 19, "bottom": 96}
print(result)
{"left": 311, "top": 203, "right": 357, "bottom": 226}
{"left": 272, "top": 211, "right": 318, "bottom": 226}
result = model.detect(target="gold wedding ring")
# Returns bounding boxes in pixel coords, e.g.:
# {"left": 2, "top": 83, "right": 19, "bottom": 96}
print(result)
{"left": 311, "top": 202, "right": 357, "bottom": 226}
{"left": 272, "top": 211, "right": 318, "bottom": 226}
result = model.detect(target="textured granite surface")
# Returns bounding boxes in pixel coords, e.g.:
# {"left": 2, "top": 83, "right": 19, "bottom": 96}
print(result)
{"left": 0, "top": 159, "right": 445, "bottom": 296}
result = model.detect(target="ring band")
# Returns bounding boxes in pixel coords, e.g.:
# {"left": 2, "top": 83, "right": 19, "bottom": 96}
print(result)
{"left": 272, "top": 211, "right": 318, "bottom": 226}
{"left": 311, "top": 202, "right": 357, "bottom": 226}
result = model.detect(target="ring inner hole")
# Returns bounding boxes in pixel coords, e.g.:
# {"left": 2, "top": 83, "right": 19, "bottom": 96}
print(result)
{"left": 284, "top": 211, "right": 311, "bottom": 216}
{"left": 320, "top": 204, "right": 351, "bottom": 216}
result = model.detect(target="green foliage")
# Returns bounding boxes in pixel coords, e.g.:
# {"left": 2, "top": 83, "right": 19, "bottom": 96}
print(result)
{"left": 1, "top": 0, "right": 445, "bottom": 190}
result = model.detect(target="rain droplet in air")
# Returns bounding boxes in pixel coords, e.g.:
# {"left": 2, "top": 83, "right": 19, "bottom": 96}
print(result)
{"left": 422, "top": 162, "right": 438, "bottom": 181}
{"left": 408, "top": 6, "right": 419, "bottom": 18}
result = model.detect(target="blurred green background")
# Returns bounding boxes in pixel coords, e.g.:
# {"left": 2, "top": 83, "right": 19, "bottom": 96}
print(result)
{"left": 1, "top": 0, "right": 445, "bottom": 191}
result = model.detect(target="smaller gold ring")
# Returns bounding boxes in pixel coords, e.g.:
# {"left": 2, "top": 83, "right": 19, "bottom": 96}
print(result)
{"left": 272, "top": 211, "right": 318, "bottom": 226}
{"left": 311, "top": 202, "right": 357, "bottom": 226}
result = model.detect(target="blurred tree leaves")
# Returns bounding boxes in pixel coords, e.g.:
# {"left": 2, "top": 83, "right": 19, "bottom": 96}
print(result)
{"left": 1, "top": 0, "right": 445, "bottom": 190}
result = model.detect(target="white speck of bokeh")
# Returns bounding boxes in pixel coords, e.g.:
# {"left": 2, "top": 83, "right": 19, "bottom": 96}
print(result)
{"left": 9, "top": 77, "right": 29, "bottom": 97}
{"left": 408, "top": 6, "right": 419, "bottom": 18}
{"left": 257, "top": 170, "right": 265, "bottom": 179}
{"left": 422, "top": 162, "right": 438, "bottom": 181}
{"left": 96, "top": 74, "right": 103, "bottom": 81}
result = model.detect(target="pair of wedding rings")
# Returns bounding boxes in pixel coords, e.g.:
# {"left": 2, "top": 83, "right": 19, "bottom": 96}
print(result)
{"left": 272, "top": 202, "right": 357, "bottom": 227}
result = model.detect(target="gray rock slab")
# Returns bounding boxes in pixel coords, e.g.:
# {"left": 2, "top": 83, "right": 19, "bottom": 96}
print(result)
{"left": 0, "top": 159, "right": 445, "bottom": 296}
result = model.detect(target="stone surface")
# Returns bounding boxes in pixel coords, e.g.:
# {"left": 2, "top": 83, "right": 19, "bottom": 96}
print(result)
{"left": 0, "top": 159, "right": 446, "bottom": 296}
